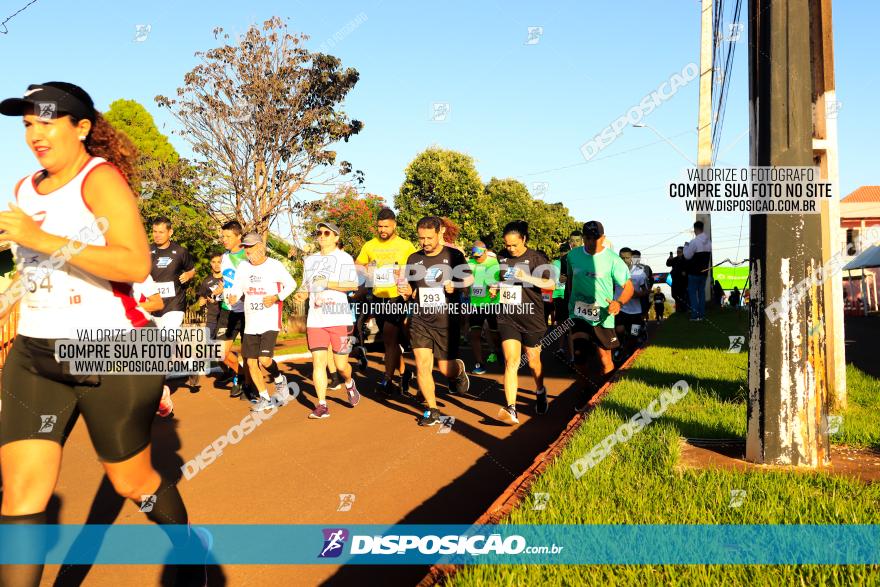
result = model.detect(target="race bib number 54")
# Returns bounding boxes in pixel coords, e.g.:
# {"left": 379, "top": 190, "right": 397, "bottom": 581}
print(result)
{"left": 574, "top": 301, "right": 601, "bottom": 324}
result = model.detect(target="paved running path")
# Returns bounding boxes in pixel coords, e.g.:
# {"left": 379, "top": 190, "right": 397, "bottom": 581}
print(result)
{"left": 32, "top": 337, "right": 598, "bottom": 587}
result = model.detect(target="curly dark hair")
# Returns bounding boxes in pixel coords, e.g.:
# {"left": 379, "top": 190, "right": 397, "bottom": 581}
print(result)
{"left": 79, "top": 112, "right": 139, "bottom": 183}
{"left": 42, "top": 82, "right": 139, "bottom": 184}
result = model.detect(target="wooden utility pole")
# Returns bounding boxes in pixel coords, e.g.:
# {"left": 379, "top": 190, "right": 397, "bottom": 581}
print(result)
{"left": 697, "top": 0, "right": 714, "bottom": 298}
{"left": 810, "top": 0, "right": 846, "bottom": 409}
{"left": 746, "top": 0, "right": 829, "bottom": 466}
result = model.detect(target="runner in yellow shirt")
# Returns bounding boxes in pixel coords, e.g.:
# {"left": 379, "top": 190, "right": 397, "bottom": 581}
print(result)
{"left": 355, "top": 208, "right": 416, "bottom": 395}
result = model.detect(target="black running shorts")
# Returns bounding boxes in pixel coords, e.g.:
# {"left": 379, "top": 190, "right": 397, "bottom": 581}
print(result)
{"left": 571, "top": 318, "right": 620, "bottom": 350}
{"left": 0, "top": 335, "right": 165, "bottom": 463}
{"left": 498, "top": 323, "right": 544, "bottom": 348}
{"left": 468, "top": 304, "right": 499, "bottom": 331}
{"left": 372, "top": 295, "right": 407, "bottom": 329}
{"left": 217, "top": 310, "right": 245, "bottom": 341}
{"left": 409, "top": 320, "right": 458, "bottom": 360}
{"left": 615, "top": 312, "right": 646, "bottom": 336}
{"left": 241, "top": 330, "right": 279, "bottom": 359}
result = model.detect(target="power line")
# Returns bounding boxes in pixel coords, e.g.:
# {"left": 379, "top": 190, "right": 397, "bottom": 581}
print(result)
{"left": 515, "top": 130, "right": 695, "bottom": 179}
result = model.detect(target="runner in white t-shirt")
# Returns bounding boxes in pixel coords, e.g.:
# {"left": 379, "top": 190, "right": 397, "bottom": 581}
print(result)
{"left": 131, "top": 276, "right": 177, "bottom": 417}
{"left": 614, "top": 247, "right": 648, "bottom": 360}
{"left": 226, "top": 233, "right": 297, "bottom": 412}
{"left": 293, "top": 221, "right": 360, "bottom": 419}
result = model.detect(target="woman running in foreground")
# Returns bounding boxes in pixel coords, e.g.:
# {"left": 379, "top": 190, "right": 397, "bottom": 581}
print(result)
{"left": 0, "top": 82, "right": 208, "bottom": 587}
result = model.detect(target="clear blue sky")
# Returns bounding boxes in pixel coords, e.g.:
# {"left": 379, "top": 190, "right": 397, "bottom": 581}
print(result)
{"left": 1, "top": 0, "right": 876, "bottom": 270}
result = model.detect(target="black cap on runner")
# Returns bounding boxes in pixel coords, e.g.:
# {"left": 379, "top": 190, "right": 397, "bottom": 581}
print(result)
{"left": 582, "top": 220, "right": 605, "bottom": 239}
{"left": 0, "top": 82, "right": 96, "bottom": 121}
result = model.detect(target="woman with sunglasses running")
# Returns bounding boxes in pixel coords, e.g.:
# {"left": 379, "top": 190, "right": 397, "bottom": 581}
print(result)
{"left": 0, "top": 82, "right": 208, "bottom": 586}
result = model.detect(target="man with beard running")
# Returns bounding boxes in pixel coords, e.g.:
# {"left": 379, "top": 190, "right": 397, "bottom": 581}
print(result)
{"left": 355, "top": 208, "right": 415, "bottom": 395}
{"left": 397, "top": 216, "right": 470, "bottom": 426}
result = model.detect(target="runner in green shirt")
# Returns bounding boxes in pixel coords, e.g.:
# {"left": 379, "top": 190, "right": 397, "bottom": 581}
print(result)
{"left": 564, "top": 220, "right": 633, "bottom": 412}
{"left": 467, "top": 240, "right": 501, "bottom": 374}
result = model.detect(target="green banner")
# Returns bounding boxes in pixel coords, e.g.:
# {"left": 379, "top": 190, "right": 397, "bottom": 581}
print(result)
{"left": 713, "top": 266, "right": 749, "bottom": 290}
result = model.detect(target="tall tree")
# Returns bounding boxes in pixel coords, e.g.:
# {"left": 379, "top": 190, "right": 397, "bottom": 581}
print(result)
{"left": 105, "top": 99, "right": 218, "bottom": 306}
{"left": 483, "top": 177, "right": 577, "bottom": 255}
{"left": 527, "top": 200, "right": 580, "bottom": 257}
{"left": 395, "top": 147, "right": 487, "bottom": 243}
{"left": 155, "top": 16, "right": 364, "bottom": 237}
{"left": 483, "top": 177, "right": 532, "bottom": 248}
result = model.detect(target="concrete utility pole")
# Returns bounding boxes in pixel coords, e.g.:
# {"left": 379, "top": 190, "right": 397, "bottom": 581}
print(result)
{"left": 697, "top": 0, "right": 714, "bottom": 299}
{"left": 810, "top": 0, "right": 846, "bottom": 409}
{"left": 746, "top": 0, "right": 829, "bottom": 466}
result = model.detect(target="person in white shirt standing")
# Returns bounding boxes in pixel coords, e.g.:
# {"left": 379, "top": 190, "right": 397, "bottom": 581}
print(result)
{"left": 614, "top": 248, "right": 648, "bottom": 360}
{"left": 683, "top": 220, "right": 712, "bottom": 321}
{"left": 293, "top": 221, "right": 361, "bottom": 419}
{"left": 225, "top": 232, "right": 297, "bottom": 412}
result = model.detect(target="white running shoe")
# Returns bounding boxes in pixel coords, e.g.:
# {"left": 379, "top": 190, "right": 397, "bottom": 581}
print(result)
{"left": 497, "top": 405, "right": 519, "bottom": 425}
{"left": 274, "top": 375, "right": 288, "bottom": 397}
{"left": 250, "top": 397, "right": 275, "bottom": 412}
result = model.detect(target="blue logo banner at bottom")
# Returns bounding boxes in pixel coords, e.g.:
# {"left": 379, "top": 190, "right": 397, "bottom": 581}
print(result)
{"left": 0, "top": 524, "right": 877, "bottom": 565}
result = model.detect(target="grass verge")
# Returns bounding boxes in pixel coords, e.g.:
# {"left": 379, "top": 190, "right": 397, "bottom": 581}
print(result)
{"left": 447, "top": 309, "right": 880, "bottom": 586}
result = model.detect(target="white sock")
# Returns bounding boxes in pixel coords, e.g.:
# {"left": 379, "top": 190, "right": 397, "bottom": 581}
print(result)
{"left": 260, "top": 391, "right": 270, "bottom": 400}
{"left": 319, "top": 400, "right": 327, "bottom": 406}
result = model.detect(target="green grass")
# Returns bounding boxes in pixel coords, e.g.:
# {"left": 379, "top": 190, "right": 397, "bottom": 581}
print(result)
{"left": 447, "top": 310, "right": 880, "bottom": 587}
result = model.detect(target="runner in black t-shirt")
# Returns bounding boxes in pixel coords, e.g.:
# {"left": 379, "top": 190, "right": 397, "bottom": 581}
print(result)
{"left": 150, "top": 216, "right": 196, "bottom": 330}
{"left": 150, "top": 216, "right": 196, "bottom": 396}
{"left": 490, "top": 221, "right": 556, "bottom": 424}
{"left": 186, "top": 254, "right": 224, "bottom": 389}
{"left": 196, "top": 251, "right": 225, "bottom": 339}
{"left": 399, "top": 216, "right": 471, "bottom": 427}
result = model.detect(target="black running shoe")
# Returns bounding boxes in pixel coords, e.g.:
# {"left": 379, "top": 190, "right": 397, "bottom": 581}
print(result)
{"left": 230, "top": 383, "right": 243, "bottom": 399}
{"left": 418, "top": 408, "right": 442, "bottom": 427}
{"left": 329, "top": 372, "right": 344, "bottom": 390}
{"left": 535, "top": 388, "right": 548, "bottom": 415}
{"left": 376, "top": 378, "right": 396, "bottom": 396}
{"left": 401, "top": 368, "right": 413, "bottom": 396}
{"left": 216, "top": 371, "right": 235, "bottom": 386}
{"left": 355, "top": 346, "right": 369, "bottom": 373}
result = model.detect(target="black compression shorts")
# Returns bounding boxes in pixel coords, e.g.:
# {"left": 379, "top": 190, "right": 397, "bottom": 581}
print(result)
{"left": 0, "top": 335, "right": 165, "bottom": 463}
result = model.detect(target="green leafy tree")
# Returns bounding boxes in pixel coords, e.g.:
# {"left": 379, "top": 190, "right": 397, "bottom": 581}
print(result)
{"left": 526, "top": 200, "right": 580, "bottom": 257}
{"left": 104, "top": 99, "right": 218, "bottom": 308}
{"left": 482, "top": 177, "right": 533, "bottom": 248}
{"left": 302, "top": 186, "right": 386, "bottom": 257}
{"left": 395, "top": 147, "right": 487, "bottom": 243}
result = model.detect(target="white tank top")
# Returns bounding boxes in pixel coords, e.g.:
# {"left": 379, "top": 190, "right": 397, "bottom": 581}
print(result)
{"left": 13, "top": 156, "right": 149, "bottom": 339}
